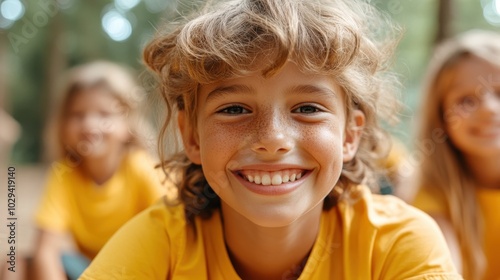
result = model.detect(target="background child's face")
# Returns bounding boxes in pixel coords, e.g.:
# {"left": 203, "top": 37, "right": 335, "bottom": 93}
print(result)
{"left": 180, "top": 62, "right": 363, "bottom": 227}
{"left": 63, "top": 88, "right": 130, "bottom": 159}
{"left": 442, "top": 56, "right": 500, "bottom": 159}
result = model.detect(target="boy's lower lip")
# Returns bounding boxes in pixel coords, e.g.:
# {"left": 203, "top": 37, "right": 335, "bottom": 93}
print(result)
{"left": 233, "top": 171, "right": 310, "bottom": 196}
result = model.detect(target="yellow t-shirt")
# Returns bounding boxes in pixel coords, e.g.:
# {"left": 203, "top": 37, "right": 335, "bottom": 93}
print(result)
{"left": 413, "top": 187, "right": 500, "bottom": 280}
{"left": 80, "top": 185, "right": 460, "bottom": 280}
{"left": 35, "top": 150, "right": 166, "bottom": 259}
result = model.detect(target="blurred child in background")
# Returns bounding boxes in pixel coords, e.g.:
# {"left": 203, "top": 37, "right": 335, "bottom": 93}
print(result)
{"left": 33, "top": 61, "right": 166, "bottom": 280}
{"left": 81, "top": 0, "right": 459, "bottom": 279}
{"left": 411, "top": 30, "right": 500, "bottom": 280}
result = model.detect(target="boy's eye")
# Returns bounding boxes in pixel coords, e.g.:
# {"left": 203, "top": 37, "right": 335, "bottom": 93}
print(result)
{"left": 217, "top": 105, "right": 250, "bottom": 115}
{"left": 292, "top": 105, "right": 321, "bottom": 114}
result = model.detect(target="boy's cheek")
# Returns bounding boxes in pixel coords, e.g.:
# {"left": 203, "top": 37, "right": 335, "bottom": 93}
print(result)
{"left": 204, "top": 169, "right": 232, "bottom": 192}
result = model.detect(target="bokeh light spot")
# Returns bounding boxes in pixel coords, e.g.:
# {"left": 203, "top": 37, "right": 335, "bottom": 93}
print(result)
{"left": 1, "top": 0, "right": 25, "bottom": 21}
{"left": 115, "top": 0, "right": 140, "bottom": 11}
{"left": 102, "top": 10, "right": 132, "bottom": 41}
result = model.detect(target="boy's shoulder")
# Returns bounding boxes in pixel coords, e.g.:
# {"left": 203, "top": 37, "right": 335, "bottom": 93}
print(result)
{"left": 339, "top": 185, "right": 436, "bottom": 226}
{"left": 334, "top": 186, "right": 460, "bottom": 278}
{"left": 131, "top": 198, "right": 199, "bottom": 239}
{"left": 139, "top": 198, "right": 187, "bottom": 226}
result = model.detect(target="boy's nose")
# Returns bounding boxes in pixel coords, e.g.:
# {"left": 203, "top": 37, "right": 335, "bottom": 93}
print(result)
{"left": 250, "top": 111, "right": 294, "bottom": 155}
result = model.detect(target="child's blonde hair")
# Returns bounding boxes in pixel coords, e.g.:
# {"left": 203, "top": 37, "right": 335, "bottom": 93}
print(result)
{"left": 45, "top": 61, "right": 154, "bottom": 162}
{"left": 413, "top": 30, "right": 500, "bottom": 279}
{"left": 144, "top": 0, "right": 400, "bottom": 219}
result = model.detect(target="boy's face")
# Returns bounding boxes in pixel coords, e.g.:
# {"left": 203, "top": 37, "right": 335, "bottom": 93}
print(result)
{"left": 180, "top": 62, "right": 364, "bottom": 227}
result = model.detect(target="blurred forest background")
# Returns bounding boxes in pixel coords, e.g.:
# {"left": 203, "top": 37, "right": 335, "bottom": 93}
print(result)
{"left": 1, "top": 0, "right": 500, "bottom": 164}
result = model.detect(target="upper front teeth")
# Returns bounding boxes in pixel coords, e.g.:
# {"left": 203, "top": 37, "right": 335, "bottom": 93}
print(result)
{"left": 242, "top": 170, "right": 304, "bottom": 186}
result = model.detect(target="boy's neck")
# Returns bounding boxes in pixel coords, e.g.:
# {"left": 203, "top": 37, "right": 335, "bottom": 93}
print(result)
{"left": 221, "top": 202, "right": 322, "bottom": 280}
{"left": 80, "top": 147, "right": 127, "bottom": 186}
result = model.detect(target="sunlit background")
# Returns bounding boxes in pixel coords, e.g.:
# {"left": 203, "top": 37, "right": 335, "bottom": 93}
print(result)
{"left": 0, "top": 1, "right": 499, "bottom": 277}
{"left": 0, "top": 0, "right": 499, "bottom": 164}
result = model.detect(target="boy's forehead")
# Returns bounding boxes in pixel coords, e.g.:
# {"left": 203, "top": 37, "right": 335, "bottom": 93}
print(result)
{"left": 199, "top": 62, "right": 345, "bottom": 100}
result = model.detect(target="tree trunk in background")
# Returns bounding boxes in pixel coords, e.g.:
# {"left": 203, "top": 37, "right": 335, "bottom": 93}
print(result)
{"left": 42, "top": 1, "right": 66, "bottom": 162}
{"left": 0, "top": 33, "right": 21, "bottom": 165}
{"left": 435, "top": 0, "right": 453, "bottom": 44}
{"left": 44, "top": 4, "right": 66, "bottom": 115}
{"left": 0, "top": 33, "right": 7, "bottom": 109}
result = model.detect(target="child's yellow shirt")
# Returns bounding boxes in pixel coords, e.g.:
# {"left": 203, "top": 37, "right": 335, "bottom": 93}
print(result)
{"left": 80, "top": 185, "right": 460, "bottom": 279}
{"left": 413, "top": 186, "right": 500, "bottom": 280}
{"left": 35, "top": 150, "right": 166, "bottom": 259}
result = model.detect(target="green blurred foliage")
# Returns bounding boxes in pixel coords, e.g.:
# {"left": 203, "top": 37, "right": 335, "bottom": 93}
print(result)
{"left": 379, "top": 0, "right": 499, "bottom": 145}
{"left": 1, "top": 0, "right": 499, "bottom": 163}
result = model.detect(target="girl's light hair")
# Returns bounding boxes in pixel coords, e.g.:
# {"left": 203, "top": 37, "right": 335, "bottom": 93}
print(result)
{"left": 413, "top": 30, "right": 500, "bottom": 279}
{"left": 45, "top": 61, "right": 155, "bottom": 161}
{"left": 144, "top": 0, "right": 401, "bottom": 220}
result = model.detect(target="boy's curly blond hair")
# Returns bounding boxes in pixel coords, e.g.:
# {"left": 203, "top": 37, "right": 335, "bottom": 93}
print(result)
{"left": 143, "top": 0, "right": 400, "bottom": 219}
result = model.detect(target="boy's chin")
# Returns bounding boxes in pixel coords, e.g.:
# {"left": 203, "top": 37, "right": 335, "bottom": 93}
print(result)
{"left": 242, "top": 206, "right": 317, "bottom": 228}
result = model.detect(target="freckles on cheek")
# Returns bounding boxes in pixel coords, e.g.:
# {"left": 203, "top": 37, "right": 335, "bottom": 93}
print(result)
{"left": 198, "top": 122, "right": 245, "bottom": 192}
{"left": 314, "top": 133, "right": 338, "bottom": 152}
{"left": 201, "top": 123, "right": 242, "bottom": 151}
{"left": 200, "top": 123, "right": 242, "bottom": 165}
{"left": 302, "top": 125, "right": 343, "bottom": 163}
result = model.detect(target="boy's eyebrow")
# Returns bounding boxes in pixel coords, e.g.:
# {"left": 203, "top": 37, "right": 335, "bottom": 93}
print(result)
{"left": 205, "top": 84, "right": 340, "bottom": 102}
{"left": 286, "top": 84, "right": 340, "bottom": 99}
{"left": 205, "top": 84, "right": 253, "bottom": 102}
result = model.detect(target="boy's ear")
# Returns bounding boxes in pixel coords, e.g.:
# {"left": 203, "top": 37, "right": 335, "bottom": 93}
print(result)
{"left": 343, "top": 110, "right": 365, "bottom": 162}
{"left": 178, "top": 111, "right": 202, "bottom": 164}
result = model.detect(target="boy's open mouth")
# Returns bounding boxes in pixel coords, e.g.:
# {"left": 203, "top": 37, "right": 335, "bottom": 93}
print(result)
{"left": 236, "top": 169, "right": 308, "bottom": 186}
